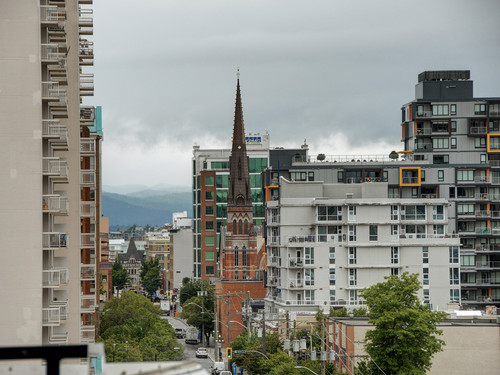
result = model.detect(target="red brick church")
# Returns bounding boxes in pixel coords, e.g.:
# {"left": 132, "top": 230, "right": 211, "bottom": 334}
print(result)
{"left": 216, "top": 75, "right": 266, "bottom": 346}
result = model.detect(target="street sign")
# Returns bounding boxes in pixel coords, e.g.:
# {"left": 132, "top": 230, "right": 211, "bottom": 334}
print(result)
{"left": 233, "top": 350, "right": 246, "bottom": 354}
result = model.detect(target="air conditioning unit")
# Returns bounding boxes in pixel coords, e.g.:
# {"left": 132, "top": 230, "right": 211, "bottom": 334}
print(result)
{"left": 348, "top": 254, "right": 355, "bottom": 259}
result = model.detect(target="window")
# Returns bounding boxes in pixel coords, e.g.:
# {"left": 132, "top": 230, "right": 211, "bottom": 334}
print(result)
{"left": 349, "top": 269, "right": 357, "bottom": 286}
{"left": 402, "top": 205, "right": 426, "bottom": 220}
{"left": 433, "top": 155, "right": 449, "bottom": 164}
{"left": 329, "top": 269, "right": 335, "bottom": 285}
{"left": 391, "top": 205, "right": 399, "bottom": 220}
{"left": 421, "top": 170, "right": 425, "bottom": 182}
{"left": 305, "top": 269, "right": 315, "bottom": 286}
{"left": 337, "top": 171, "right": 344, "bottom": 183}
{"left": 305, "top": 290, "right": 315, "bottom": 302}
{"left": 211, "top": 161, "right": 229, "bottom": 170}
{"left": 433, "top": 138, "right": 449, "bottom": 149}
{"left": 348, "top": 206, "right": 356, "bottom": 221}
{"left": 205, "top": 206, "right": 214, "bottom": 215}
{"left": 433, "top": 205, "right": 444, "bottom": 220}
{"left": 457, "top": 170, "right": 474, "bottom": 181}
{"left": 480, "top": 154, "right": 487, "bottom": 164}
{"left": 305, "top": 247, "right": 314, "bottom": 265}
{"left": 349, "top": 225, "right": 356, "bottom": 241}
{"left": 457, "top": 204, "right": 474, "bottom": 215}
{"left": 388, "top": 187, "right": 399, "bottom": 198}
{"left": 457, "top": 187, "right": 474, "bottom": 198}
{"left": 242, "top": 247, "right": 247, "bottom": 266}
{"left": 290, "top": 172, "right": 306, "bottom": 181}
{"left": 490, "top": 104, "right": 500, "bottom": 116}
{"left": 423, "top": 268, "right": 429, "bottom": 285}
{"left": 432, "top": 105, "right": 449, "bottom": 116}
{"left": 369, "top": 225, "right": 378, "bottom": 241}
{"left": 206, "top": 251, "right": 214, "bottom": 261}
{"left": 205, "top": 176, "right": 214, "bottom": 186}
{"left": 450, "top": 268, "right": 460, "bottom": 285}
{"left": 449, "top": 187, "right": 455, "bottom": 198}
{"left": 417, "top": 105, "right": 424, "bottom": 116}
{"left": 391, "top": 247, "right": 399, "bottom": 264}
{"left": 317, "top": 206, "right": 342, "bottom": 221}
{"left": 475, "top": 138, "right": 486, "bottom": 148}
{"left": 234, "top": 247, "right": 239, "bottom": 266}
{"left": 329, "top": 247, "right": 335, "bottom": 264}
{"left": 450, "top": 104, "right": 457, "bottom": 115}
{"left": 451, "top": 138, "right": 457, "bottom": 149}
{"left": 249, "top": 157, "right": 268, "bottom": 173}
{"left": 317, "top": 225, "right": 342, "bottom": 242}
{"left": 330, "top": 290, "right": 336, "bottom": 303}
{"left": 450, "top": 289, "right": 460, "bottom": 302}
{"left": 474, "top": 103, "right": 486, "bottom": 115}
{"left": 250, "top": 174, "right": 261, "bottom": 188}
{"left": 205, "top": 236, "right": 214, "bottom": 246}
{"left": 423, "top": 247, "right": 429, "bottom": 264}
{"left": 460, "top": 255, "right": 475, "bottom": 266}
{"left": 451, "top": 121, "right": 457, "bottom": 132}
{"left": 449, "top": 246, "right": 459, "bottom": 263}
{"left": 438, "top": 170, "right": 444, "bottom": 182}
{"left": 216, "top": 175, "right": 229, "bottom": 188}
{"left": 423, "top": 289, "right": 430, "bottom": 303}
{"left": 206, "top": 221, "right": 214, "bottom": 230}
{"left": 348, "top": 247, "right": 357, "bottom": 265}
{"left": 391, "top": 268, "right": 399, "bottom": 276}
{"left": 216, "top": 190, "right": 227, "bottom": 203}
{"left": 308, "top": 172, "right": 314, "bottom": 181}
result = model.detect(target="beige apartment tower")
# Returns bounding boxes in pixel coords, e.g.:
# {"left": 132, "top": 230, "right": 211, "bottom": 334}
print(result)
{"left": 0, "top": 0, "right": 99, "bottom": 345}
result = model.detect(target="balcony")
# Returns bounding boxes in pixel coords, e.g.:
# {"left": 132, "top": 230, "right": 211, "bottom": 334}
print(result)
{"left": 41, "top": 44, "right": 65, "bottom": 66}
{"left": 81, "top": 233, "right": 95, "bottom": 249}
{"left": 40, "top": 6, "right": 64, "bottom": 23}
{"left": 80, "top": 106, "right": 95, "bottom": 125}
{"left": 475, "top": 193, "right": 490, "bottom": 201}
{"left": 267, "top": 236, "right": 280, "bottom": 246}
{"left": 42, "top": 307, "right": 60, "bottom": 326}
{"left": 42, "top": 119, "right": 68, "bottom": 149}
{"left": 42, "top": 82, "right": 62, "bottom": 102}
{"left": 43, "top": 195, "right": 68, "bottom": 215}
{"left": 80, "top": 170, "right": 96, "bottom": 187}
{"left": 268, "top": 257, "right": 280, "bottom": 267}
{"left": 80, "top": 324, "right": 95, "bottom": 343}
{"left": 48, "top": 327, "right": 68, "bottom": 345}
{"left": 42, "top": 232, "right": 68, "bottom": 250}
{"left": 476, "top": 261, "right": 500, "bottom": 270}
{"left": 51, "top": 300, "right": 68, "bottom": 320}
{"left": 288, "top": 257, "right": 304, "bottom": 268}
{"left": 42, "top": 157, "right": 68, "bottom": 181}
{"left": 267, "top": 277, "right": 280, "bottom": 286}
{"left": 79, "top": 39, "right": 94, "bottom": 65}
{"left": 80, "top": 138, "right": 95, "bottom": 155}
{"left": 286, "top": 235, "right": 318, "bottom": 245}
{"left": 415, "top": 128, "right": 432, "bottom": 136}
{"left": 80, "top": 294, "right": 96, "bottom": 313}
{"left": 469, "top": 126, "right": 487, "bottom": 136}
{"left": 80, "top": 73, "right": 94, "bottom": 96}
{"left": 400, "top": 167, "right": 421, "bottom": 187}
{"left": 81, "top": 264, "right": 96, "bottom": 280}
{"left": 80, "top": 202, "right": 96, "bottom": 219}
{"left": 43, "top": 268, "right": 69, "bottom": 288}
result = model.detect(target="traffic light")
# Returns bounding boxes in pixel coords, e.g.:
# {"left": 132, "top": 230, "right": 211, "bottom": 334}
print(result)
{"left": 167, "top": 291, "right": 171, "bottom": 299}
{"left": 226, "top": 347, "right": 232, "bottom": 359}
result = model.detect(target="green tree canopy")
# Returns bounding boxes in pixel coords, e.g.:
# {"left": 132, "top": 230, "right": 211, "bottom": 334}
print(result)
{"left": 140, "top": 258, "right": 162, "bottom": 295}
{"left": 180, "top": 280, "right": 215, "bottom": 344}
{"left": 112, "top": 261, "right": 129, "bottom": 291}
{"left": 100, "top": 291, "right": 183, "bottom": 362}
{"left": 360, "top": 272, "right": 446, "bottom": 375}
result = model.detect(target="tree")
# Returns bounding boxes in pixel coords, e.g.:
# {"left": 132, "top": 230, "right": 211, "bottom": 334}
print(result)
{"left": 140, "top": 258, "right": 162, "bottom": 295}
{"left": 361, "top": 273, "right": 446, "bottom": 375}
{"left": 317, "top": 153, "right": 326, "bottom": 161}
{"left": 180, "top": 280, "right": 215, "bottom": 344}
{"left": 112, "top": 261, "right": 129, "bottom": 292}
{"left": 100, "top": 291, "right": 183, "bottom": 362}
{"left": 389, "top": 150, "right": 399, "bottom": 160}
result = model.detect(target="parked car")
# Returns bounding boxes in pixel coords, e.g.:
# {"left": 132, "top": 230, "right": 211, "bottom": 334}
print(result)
{"left": 175, "top": 328, "right": 185, "bottom": 338}
{"left": 195, "top": 347, "right": 208, "bottom": 358}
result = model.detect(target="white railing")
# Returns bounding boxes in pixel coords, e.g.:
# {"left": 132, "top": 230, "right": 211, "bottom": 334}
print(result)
{"left": 81, "top": 294, "right": 96, "bottom": 312}
{"left": 42, "top": 81, "right": 59, "bottom": 98}
{"left": 51, "top": 300, "right": 68, "bottom": 320}
{"left": 80, "top": 202, "right": 96, "bottom": 218}
{"left": 78, "top": 8, "right": 93, "bottom": 24}
{"left": 42, "top": 232, "right": 68, "bottom": 249}
{"left": 80, "top": 73, "right": 94, "bottom": 92}
{"left": 43, "top": 195, "right": 69, "bottom": 214}
{"left": 469, "top": 127, "right": 487, "bottom": 135}
{"left": 286, "top": 235, "right": 317, "bottom": 244}
{"left": 268, "top": 236, "right": 280, "bottom": 245}
{"left": 80, "top": 138, "right": 95, "bottom": 154}
{"left": 288, "top": 279, "right": 315, "bottom": 288}
{"left": 80, "top": 325, "right": 95, "bottom": 343}
{"left": 41, "top": 44, "right": 64, "bottom": 62}
{"left": 42, "top": 157, "right": 68, "bottom": 179}
{"left": 81, "top": 233, "right": 96, "bottom": 248}
{"left": 42, "top": 307, "right": 60, "bottom": 326}
{"left": 300, "top": 154, "right": 417, "bottom": 164}
{"left": 288, "top": 257, "right": 305, "bottom": 267}
{"left": 43, "top": 268, "right": 68, "bottom": 287}
{"left": 81, "top": 264, "right": 96, "bottom": 280}
{"left": 80, "top": 106, "right": 95, "bottom": 121}
{"left": 398, "top": 233, "right": 459, "bottom": 240}
{"left": 80, "top": 170, "right": 95, "bottom": 185}
{"left": 48, "top": 327, "right": 68, "bottom": 345}
{"left": 40, "top": 6, "right": 63, "bottom": 22}
{"left": 42, "top": 120, "right": 68, "bottom": 142}
{"left": 79, "top": 40, "right": 94, "bottom": 56}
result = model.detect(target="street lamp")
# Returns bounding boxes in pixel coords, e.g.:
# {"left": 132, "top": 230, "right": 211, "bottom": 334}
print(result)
{"left": 295, "top": 365, "right": 320, "bottom": 375}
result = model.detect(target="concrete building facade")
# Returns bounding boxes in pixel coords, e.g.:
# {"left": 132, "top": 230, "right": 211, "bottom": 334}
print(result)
{"left": 0, "top": 0, "right": 100, "bottom": 345}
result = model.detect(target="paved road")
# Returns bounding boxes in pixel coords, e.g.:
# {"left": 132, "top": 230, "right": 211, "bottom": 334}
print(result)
{"left": 163, "top": 316, "right": 214, "bottom": 373}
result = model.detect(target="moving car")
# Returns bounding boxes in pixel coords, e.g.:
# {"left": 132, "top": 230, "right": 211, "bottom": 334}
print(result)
{"left": 175, "top": 328, "right": 185, "bottom": 338}
{"left": 195, "top": 347, "right": 208, "bottom": 358}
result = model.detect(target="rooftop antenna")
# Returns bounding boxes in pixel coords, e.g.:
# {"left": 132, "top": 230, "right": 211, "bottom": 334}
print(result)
{"left": 237, "top": 67, "right": 240, "bottom": 79}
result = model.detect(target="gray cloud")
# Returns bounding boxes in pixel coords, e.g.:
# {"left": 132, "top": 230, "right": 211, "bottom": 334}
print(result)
{"left": 83, "top": 0, "right": 500, "bottom": 186}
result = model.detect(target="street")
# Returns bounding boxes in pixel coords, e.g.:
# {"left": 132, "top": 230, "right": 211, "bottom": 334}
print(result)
{"left": 163, "top": 316, "right": 215, "bottom": 373}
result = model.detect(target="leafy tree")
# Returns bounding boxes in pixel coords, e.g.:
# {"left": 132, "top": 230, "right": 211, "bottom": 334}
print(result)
{"left": 330, "top": 306, "right": 368, "bottom": 317}
{"left": 112, "top": 261, "right": 130, "bottom": 292}
{"left": 361, "top": 273, "right": 446, "bottom": 375}
{"left": 140, "top": 258, "right": 162, "bottom": 295}
{"left": 180, "top": 280, "right": 215, "bottom": 344}
{"left": 100, "top": 291, "right": 183, "bottom": 362}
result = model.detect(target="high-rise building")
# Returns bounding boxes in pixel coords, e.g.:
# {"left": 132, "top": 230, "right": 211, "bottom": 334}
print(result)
{"left": 0, "top": 0, "right": 100, "bottom": 345}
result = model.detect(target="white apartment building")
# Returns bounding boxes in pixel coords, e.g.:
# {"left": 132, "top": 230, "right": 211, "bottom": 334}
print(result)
{"left": 266, "top": 179, "right": 461, "bottom": 313}
{"left": 0, "top": 1, "right": 98, "bottom": 345}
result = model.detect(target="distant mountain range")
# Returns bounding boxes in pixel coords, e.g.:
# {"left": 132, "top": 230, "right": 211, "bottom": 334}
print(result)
{"left": 102, "top": 186, "right": 192, "bottom": 228}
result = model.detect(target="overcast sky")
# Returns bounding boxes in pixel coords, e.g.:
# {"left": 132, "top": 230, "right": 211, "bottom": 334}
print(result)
{"left": 85, "top": 0, "right": 500, "bottom": 190}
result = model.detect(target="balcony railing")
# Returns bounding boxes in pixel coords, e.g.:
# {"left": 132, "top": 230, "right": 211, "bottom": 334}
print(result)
{"left": 80, "top": 202, "right": 96, "bottom": 218}
{"left": 80, "top": 170, "right": 96, "bottom": 186}
{"left": 40, "top": 6, "right": 64, "bottom": 23}
{"left": 80, "top": 324, "right": 95, "bottom": 343}
{"left": 81, "top": 294, "right": 96, "bottom": 312}
{"left": 268, "top": 257, "right": 280, "bottom": 267}
{"left": 42, "top": 307, "right": 60, "bottom": 326}
{"left": 42, "top": 232, "right": 68, "bottom": 250}
{"left": 401, "top": 177, "right": 419, "bottom": 184}
{"left": 286, "top": 235, "right": 317, "bottom": 244}
{"left": 81, "top": 233, "right": 96, "bottom": 248}
{"left": 43, "top": 268, "right": 69, "bottom": 287}
{"left": 78, "top": 8, "right": 93, "bottom": 25}
{"left": 42, "top": 119, "right": 68, "bottom": 144}
{"left": 416, "top": 128, "right": 432, "bottom": 135}
{"left": 80, "top": 138, "right": 95, "bottom": 154}
{"left": 475, "top": 193, "right": 490, "bottom": 200}
{"left": 43, "top": 195, "right": 68, "bottom": 215}
{"left": 469, "top": 126, "right": 487, "bottom": 135}
{"left": 475, "top": 228, "right": 491, "bottom": 234}
{"left": 79, "top": 40, "right": 94, "bottom": 65}
{"left": 41, "top": 44, "right": 65, "bottom": 64}
{"left": 81, "top": 264, "right": 96, "bottom": 280}
{"left": 51, "top": 300, "right": 68, "bottom": 320}
{"left": 288, "top": 257, "right": 305, "bottom": 268}
{"left": 79, "top": 73, "right": 94, "bottom": 95}
{"left": 42, "top": 157, "right": 68, "bottom": 180}
{"left": 475, "top": 261, "right": 500, "bottom": 269}
{"left": 48, "top": 327, "right": 68, "bottom": 345}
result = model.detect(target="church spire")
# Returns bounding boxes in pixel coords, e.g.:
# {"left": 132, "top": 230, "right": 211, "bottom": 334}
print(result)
{"left": 228, "top": 71, "right": 252, "bottom": 207}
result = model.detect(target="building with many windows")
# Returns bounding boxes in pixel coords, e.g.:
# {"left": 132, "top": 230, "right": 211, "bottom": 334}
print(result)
{"left": 0, "top": 0, "right": 100, "bottom": 345}
{"left": 266, "top": 179, "right": 460, "bottom": 313}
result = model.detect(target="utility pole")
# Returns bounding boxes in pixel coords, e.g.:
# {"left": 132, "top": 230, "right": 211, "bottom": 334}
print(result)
{"left": 321, "top": 321, "right": 325, "bottom": 375}
{"left": 246, "top": 291, "right": 251, "bottom": 341}
{"left": 262, "top": 309, "right": 266, "bottom": 356}
{"left": 214, "top": 293, "right": 218, "bottom": 361}
{"left": 227, "top": 295, "right": 232, "bottom": 371}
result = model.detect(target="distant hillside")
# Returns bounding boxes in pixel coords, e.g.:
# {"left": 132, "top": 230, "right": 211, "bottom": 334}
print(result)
{"left": 102, "top": 191, "right": 192, "bottom": 227}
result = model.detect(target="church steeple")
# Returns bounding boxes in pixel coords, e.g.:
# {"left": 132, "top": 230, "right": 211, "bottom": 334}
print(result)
{"left": 228, "top": 72, "right": 252, "bottom": 207}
